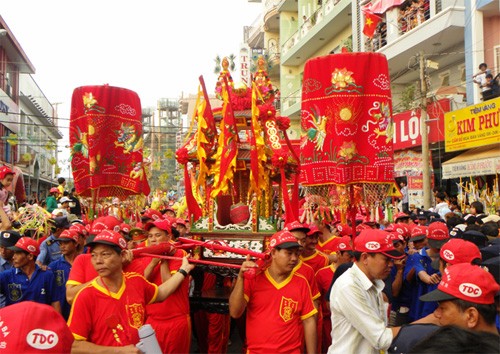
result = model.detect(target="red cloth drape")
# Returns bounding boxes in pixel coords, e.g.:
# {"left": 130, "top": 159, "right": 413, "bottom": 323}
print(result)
{"left": 300, "top": 53, "right": 394, "bottom": 186}
{"left": 70, "top": 85, "right": 150, "bottom": 198}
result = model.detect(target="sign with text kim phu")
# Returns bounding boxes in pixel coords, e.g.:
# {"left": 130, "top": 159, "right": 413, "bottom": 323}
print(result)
{"left": 444, "top": 97, "right": 500, "bottom": 152}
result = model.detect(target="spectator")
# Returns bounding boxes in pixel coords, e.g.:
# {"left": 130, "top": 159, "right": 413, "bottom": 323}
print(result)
{"left": 48, "top": 229, "right": 82, "bottom": 320}
{"left": 68, "top": 230, "right": 194, "bottom": 352}
{"left": 328, "top": 229, "right": 405, "bottom": 353}
{"left": 420, "top": 263, "right": 499, "bottom": 334}
{"left": 57, "top": 177, "right": 66, "bottom": 198}
{"left": 0, "top": 230, "right": 20, "bottom": 308}
{"left": 0, "top": 237, "right": 60, "bottom": 311}
{"left": 69, "top": 188, "right": 82, "bottom": 218}
{"left": 46, "top": 187, "right": 59, "bottom": 213}
{"left": 472, "top": 63, "right": 491, "bottom": 96}
{"left": 229, "top": 231, "right": 318, "bottom": 354}
{"left": 36, "top": 216, "right": 71, "bottom": 268}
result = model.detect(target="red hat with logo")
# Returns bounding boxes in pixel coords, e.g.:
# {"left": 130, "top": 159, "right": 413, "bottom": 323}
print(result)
{"left": 356, "top": 223, "right": 371, "bottom": 234}
{"left": 389, "top": 231, "right": 406, "bottom": 244}
{"left": 89, "top": 216, "right": 121, "bottom": 235}
{"left": 336, "top": 236, "right": 353, "bottom": 251}
{"left": 420, "top": 263, "right": 500, "bottom": 304}
{"left": 269, "top": 231, "right": 301, "bottom": 249}
{"left": 49, "top": 187, "right": 59, "bottom": 194}
{"left": 354, "top": 229, "right": 405, "bottom": 259}
{"left": 427, "top": 221, "right": 450, "bottom": 249}
{"left": 440, "top": 238, "right": 482, "bottom": 265}
{"left": 69, "top": 223, "right": 88, "bottom": 237}
{"left": 145, "top": 218, "right": 173, "bottom": 234}
{"left": 307, "top": 224, "right": 322, "bottom": 236}
{"left": 394, "top": 212, "right": 410, "bottom": 221}
{"left": 57, "top": 229, "right": 79, "bottom": 243}
{"left": 176, "top": 218, "right": 187, "bottom": 227}
{"left": 0, "top": 301, "right": 74, "bottom": 353}
{"left": 119, "top": 223, "right": 131, "bottom": 234}
{"left": 86, "top": 230, "right": 128, "bottom": 250}
{"left": 336, "top": 224, "right": 353, "bottom": 237}
{"left": 409, "top": 225, "right": 428, "bottom": 242}
{"left": 0, "top": 166, "right": 14, "bottom": 180}
{"left": 392, "top": 224, "right": 410, "bottom": 239}
{"left": 283, "top": 220, "right": 310, "bottom": 234}
{"left": 9, "top": 237, "right": 40, "bottom": 256}
{"left": 142, "top": 208, "right": 162, "bottom": 221}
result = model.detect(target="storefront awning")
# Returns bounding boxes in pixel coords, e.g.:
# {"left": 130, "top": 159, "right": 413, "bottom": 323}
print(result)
{"left": 441, "top": 145, "right": 500, "bottom": 179}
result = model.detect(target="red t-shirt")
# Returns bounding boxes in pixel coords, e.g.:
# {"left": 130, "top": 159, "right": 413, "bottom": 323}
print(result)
{"left": 315, "top": 264, "right": 336, "bottom": 317}
{"left": 67, "top": 253, "right": 146, "bottom": 286}
{"left": 145, "top": 248, "right": 190, "bottom": 321}
{"left": 300, "top": 250, "right": 329, "bottom": 274}
{"left": 293, "top": 260, "right": 321, "bottom": 300}
{"left": 316, "top": 236, "right": 341, "bottom": 255}
{"left": 68, "top": 272, "right": 158, "bottom": 346}
{"left": 244, "top": 270, "right": 317, "bottom": 354}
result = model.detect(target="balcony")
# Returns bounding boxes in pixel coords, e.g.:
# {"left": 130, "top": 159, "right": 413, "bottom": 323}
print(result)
{"left": 281, "top": 88, "right": 302, "bottom": 117}
{"left": 263, "top": 0, "right": 281, "bottom": 33}
{"left": 281, "top": 0, "right": 352, "bottom": 66}
{"left": 367, "top": 0, "right": 465, "bottom": 84}
{"left": 245, "top": 14, "right": 265, "bottom": 48}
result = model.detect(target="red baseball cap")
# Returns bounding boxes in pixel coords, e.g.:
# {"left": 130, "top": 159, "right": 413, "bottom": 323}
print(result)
{"left": 440, "top": 238, "right": 482, "bottom": 265}
{"left": 389, "top": 231, "right": 406, "bottom": 244}
{"left": 86, "top": 230, "right": 128, "bottom": 250}
{"left": 356, "top": 223, "right": 371, "bottom": 234}
{"left": 119, "top": 223, "right": 131, "bottom": 234}
{"left": 336, "top": 236, "right": 353, "bottom": 251}
{"left": 427, "top": 221, "right": 450, "bottom": 249}
{"left": 354, "top": 229, "right": 405, "bottom": 259}
{"left": 392, "top": 224, "right": 410, "bottom": 239}
{"left": 176, "top": 218, "right": 187, "bottom": 227}
{"left": 57, "top": 229, "right": 79, "bottom": 243}
{"left": 283, "top": 221, "right": 310, "bottom": 234}
{"left": 49, "top": 187, "right": 59, "bottom": 194}
{"left": 394, "top": 212, "right": 410, "bottom": 221}
{"left": 269, "top": 231, "right": 301, "bottom": 249}
{"left": 0, "top": 166, "right": 14, "bottom": 180}
{"left": 145, "top": 218, "right": 173, "bottom": 234}
{"left": 142, "top": 208, "right": 162, "bottom": 221}
{"left": 69, "top": 223, "right": 88, "bottom": 237}
{"left": 409, "top": 225, "right": 428, "bottom": 242}
{"left": 307, "top": 224, "right": 322, "bottom": 236}
{"left": 9, "top": 237, "right": 40, "bottom": 256}
{"left": 420, "top": 263, "right": 500, "bottom": 305}
{"left": 89, "top": 216, "right": 121, "bottom": 235}
{"left": 0, "top": 301, "right": 74, "bottom": 353}
{"left": 336, "top": 224, "right": 353, "bottom": 237}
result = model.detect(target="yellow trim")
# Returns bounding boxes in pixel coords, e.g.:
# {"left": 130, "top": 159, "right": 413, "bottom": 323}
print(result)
{"left": 73, "top": 333, "right": 87, "bottom": 341}
{"left": 244, "top": 294, "right": 249, "bottom": 302}
{"left": 317, "top": 236, "right": 339, "bottom": 248}
{"left": 300, "top": 308, "right": 318, "bottom": 320}
{"left": 264, "top": 269, "right": 294, "bottom": 289}
{"left": 300, "top": 250, "right": 319, "bottom": 262}
{"left": 67, "top": 282, "right": 94, "bottom": 325}
{"left": 65, "top": 280, "right": 82, "bottom": 286}
{"left": 292, "top": 259, "right": 303, "bottom": 273}
{"left": 92, "top": 276, "right": 126, "bottom": 300}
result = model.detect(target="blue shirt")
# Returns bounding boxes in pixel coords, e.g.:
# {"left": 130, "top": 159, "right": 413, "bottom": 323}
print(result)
{"left": 0, "top": 265, "right": 58, "bottom": 306}
{"left": 408, "top": 248, "right": 439, "bottom": 321}
{"left": 0, "top": 257, "right": 12, "bottom": 308}
{"left": 48, "top": 256, "right": 72, "bottom": 320}
{"left": 36, "top": 235, "right": 62, "bottom": 266}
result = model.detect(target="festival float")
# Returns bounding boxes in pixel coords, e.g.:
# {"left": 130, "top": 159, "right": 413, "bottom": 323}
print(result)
{"left": 175, "top": 55, "right": 299, "bottom": 310}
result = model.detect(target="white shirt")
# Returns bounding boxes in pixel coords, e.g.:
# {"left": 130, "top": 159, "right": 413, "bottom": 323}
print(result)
{"left": 328, "top": 263, "right": 393, "bottom": 354}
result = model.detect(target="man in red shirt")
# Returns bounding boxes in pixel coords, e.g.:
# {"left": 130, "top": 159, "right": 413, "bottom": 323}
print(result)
{"left": 300, "top": 224, "right": 329, "bottom": 274}
{"left": 142, "top": 218, "right": 191, "bottom": 354}
{"left": 229, "top": 231, "right": 317, "bottom": 354}
{"left": 67, "top": 230, "right": 194, "bottom": 353}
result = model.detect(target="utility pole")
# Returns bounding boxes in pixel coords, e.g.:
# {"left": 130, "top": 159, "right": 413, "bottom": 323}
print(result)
{"left": 419, "top": 51, "right": 432, "bottom": 209}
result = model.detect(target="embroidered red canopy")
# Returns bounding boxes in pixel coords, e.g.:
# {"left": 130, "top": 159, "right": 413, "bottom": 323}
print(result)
{"left": 70, "top": 85, "right": 150, "bottom": 198}
{"left": 300, "top": 53, "right": 394, "bottom": 186}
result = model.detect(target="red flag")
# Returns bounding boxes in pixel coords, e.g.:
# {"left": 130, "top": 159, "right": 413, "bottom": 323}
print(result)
{"left": 362, "top": 10, "right": 381, "bottom": 38}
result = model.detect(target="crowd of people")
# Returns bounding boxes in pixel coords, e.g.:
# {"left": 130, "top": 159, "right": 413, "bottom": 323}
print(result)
{"left": 0, "top": 163, "right": 499, "bottom": 353}
{"left": 473, "top": 63, "right": 500, "bottom": 101}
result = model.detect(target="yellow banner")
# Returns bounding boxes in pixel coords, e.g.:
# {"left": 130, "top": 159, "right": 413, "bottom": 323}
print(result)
{"left": 444, "top": 97, "right": 500, "bottom": 152}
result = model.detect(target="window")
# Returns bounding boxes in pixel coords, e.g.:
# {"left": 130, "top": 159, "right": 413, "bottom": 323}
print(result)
{"left": 439, "top": 71, "right": 450, "bottom": 87}
{"left": 494, "top": 45, "right": 500, "bottom": 75}
{"left": 459, "top": 65, "right": 466, "bottom": 85}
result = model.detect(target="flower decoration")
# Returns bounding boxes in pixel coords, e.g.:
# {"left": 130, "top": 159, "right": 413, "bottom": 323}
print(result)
{"left": 338, "top": 141, "right": 357, "bottom": 160}
{"left": 271, "top": 150, "right": 288, "bottom": 168}
{"left": 258, "top": 104, "right": 276, "bottom": 121}
{"left": 276, "top": 116, "right": 291, "bottom": 131}
{"left": 175, "top": 148, "right": 189, "bottom": 165}
{"left": 331, "top": 68, "right": 355, "bottom": 90}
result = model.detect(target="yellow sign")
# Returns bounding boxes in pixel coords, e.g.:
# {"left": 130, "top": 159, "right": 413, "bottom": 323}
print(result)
{"left": 444, "top": 97, "right": 500, "bottom": 152}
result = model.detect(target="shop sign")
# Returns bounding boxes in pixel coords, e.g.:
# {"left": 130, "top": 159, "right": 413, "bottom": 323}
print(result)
{"left": 392, "top": 99, "right": 450, "bottom": 150}
{"left": 394, "top": 150, "right": 433, "bottom": 177}
{"left": 444, "top": 97, "right": 500, "bottom": 152}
